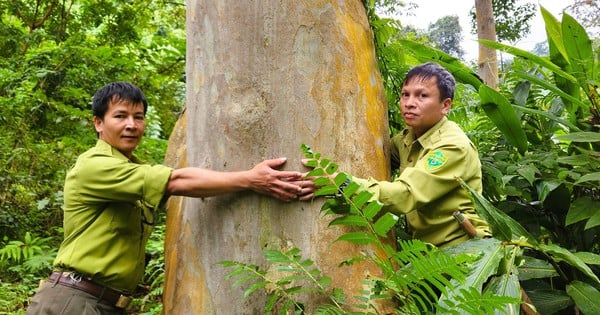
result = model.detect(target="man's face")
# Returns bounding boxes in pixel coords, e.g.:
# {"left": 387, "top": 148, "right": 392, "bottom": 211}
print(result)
{"left": 400, "top": 76, "right": 451, "bottom": 138}
{"left": 94, "top": 99, "right": 145, "bottom": 158}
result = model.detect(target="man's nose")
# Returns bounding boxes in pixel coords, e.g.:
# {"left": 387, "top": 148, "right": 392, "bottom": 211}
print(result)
{"left": 125, "top": 116, "right": 136, "bottom": 128}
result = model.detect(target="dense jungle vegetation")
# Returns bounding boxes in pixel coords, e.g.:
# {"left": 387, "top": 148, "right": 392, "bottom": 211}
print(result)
{"left": 1, "top": 0, "right": 598, "bottom": 314}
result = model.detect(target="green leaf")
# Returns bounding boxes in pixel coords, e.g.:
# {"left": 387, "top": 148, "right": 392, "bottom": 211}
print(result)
{"left": 478, "top": 39, "right": 578, "bottom": 83}
{"left": 526, "top": 289, "right": 572, "bottom": 314}
{"left": 566, "top": 197, "right": 598, "bottom": 225}
{"left": 335, "top": 232, "right": 377, "bottom": 245}
{"left": 483, "top": 273, "right": 521, "bottom": 314}
{"left": 540, "top": 6, "right": 568, "bottom": 62}
{"left": 516, "top": 165, "right": 538, "bottom": 186}
{"left": 574, "top": 251, "right": 600, "bottom": 265}
{"left": 373, "top": 212, "right": 398, "bottom": 237}
{"left": 556, "top": 132, "right": 600, "bottom": 142}
{"left": 244, "top": 281, "right": 268, "bottom": 298}
{"left": 585, "top": 210, "right": 600, "bottom": 230}
{"left": 314, "top": 185, "right": 338, "bottom": 197}
{"left": 566, "top": 281, "right": 600, "bottom": 314}
{"left": 575, "top": 172, "right": 600, "bottom": 185}
{"left": 440, "top": 238, "right": 504, "bottom": 308}
{"left": 518, "top": 256, "right": 558, "bottom": 281}
{"left": 362, "top": 200, "right": 384, "bottom": 221}
{"left": 329, "top": 215, "right": 368, "bottom": 227}
{"left": 561, "top": 13, "right": 594, "bottom": 88}
{"left": 539, "top": 243, "right": 600, "bottom": 284}
{"left": 458, "top": 178, "right": 537, "bottom": 245}
{"left": 479, "top": 85, "right": 528, "bottom": 154}
{"left": 536, "top": 181, "right": 570, "bottom": 214}
{"left": 351, "top": 190, "right": 374, "bottom": 209}
{"left": 398, "top": 39, "right": 483, "bottom": 89}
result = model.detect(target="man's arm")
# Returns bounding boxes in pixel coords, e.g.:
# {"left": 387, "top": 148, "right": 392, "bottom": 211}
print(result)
{"left": 166, "top": 158, "right": 304, "bottom": 201}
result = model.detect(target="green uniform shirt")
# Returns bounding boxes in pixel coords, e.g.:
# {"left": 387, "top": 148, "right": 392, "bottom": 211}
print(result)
{"left": 54, "top": 140, "right": 173, "bottom": 292}
{"left": 355, "top": 117, "right": 490, "bottom": 247}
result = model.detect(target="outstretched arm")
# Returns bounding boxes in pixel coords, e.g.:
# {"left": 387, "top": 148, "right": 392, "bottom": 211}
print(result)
{"left": 166, "top": 158, "right": 304, "bottom": 201}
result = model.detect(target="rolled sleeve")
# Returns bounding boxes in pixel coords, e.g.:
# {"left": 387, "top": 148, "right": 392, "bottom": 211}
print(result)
{"left": 143, "top": 164, "right": 173, "bottom": 208}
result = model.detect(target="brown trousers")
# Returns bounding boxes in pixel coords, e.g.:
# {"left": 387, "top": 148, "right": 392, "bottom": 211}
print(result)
{"left": 27, "top": 281, "right": 127, "bottom": 315}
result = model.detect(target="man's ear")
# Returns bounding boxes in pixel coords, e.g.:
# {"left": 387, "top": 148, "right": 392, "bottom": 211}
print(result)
{"left": 93, "top": 116, "right": 103, "bottom": 134}
{"left": 441, "top": 98, "right": 452, "bottom": 115}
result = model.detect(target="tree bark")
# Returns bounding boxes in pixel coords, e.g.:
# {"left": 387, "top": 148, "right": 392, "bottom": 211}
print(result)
{"left": 475, "top": 0, "right": 499, "bottom": 88}
{"left": 163, "top": 0, "right": 390, "bottom": 314}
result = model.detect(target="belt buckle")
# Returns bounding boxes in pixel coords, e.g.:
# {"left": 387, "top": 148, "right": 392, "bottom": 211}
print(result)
{"left": 115, "top": 295, "right": 132, "bottom": 308}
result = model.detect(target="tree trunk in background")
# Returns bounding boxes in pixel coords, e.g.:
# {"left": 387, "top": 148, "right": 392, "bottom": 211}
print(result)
{"left": 163, "top": 0, "right": 390, "bottom": 314}
{"left": 475, "top": 0, "right": 499, "bottom": 88}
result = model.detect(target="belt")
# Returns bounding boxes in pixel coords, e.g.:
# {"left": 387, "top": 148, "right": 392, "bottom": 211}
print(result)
{"left": 48, "top": 271, "right": 132, "bottom": 308}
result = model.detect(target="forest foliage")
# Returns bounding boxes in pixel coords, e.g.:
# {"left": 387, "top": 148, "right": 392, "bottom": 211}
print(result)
{"left": 1, "top": 0, "right": 599, "bottom": 314}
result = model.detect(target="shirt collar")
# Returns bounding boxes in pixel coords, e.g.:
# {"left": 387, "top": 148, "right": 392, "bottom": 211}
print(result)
{"left": 402, "top": 116, "right": 448, "bottom": 147}
{"left": 95, "top": 139, "right": 141, "bottom": 163}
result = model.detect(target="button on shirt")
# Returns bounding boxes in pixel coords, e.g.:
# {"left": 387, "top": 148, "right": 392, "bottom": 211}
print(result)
{"left": 354, "top": 117, "right": 490, "bottom": 247}
{"left": 54, "top": 140, "right": 173, "bottom": 292}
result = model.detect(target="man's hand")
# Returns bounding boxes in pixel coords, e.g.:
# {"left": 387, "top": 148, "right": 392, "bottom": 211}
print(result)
{"left": 247, "top": 158, "right": 305, "bottom": 201}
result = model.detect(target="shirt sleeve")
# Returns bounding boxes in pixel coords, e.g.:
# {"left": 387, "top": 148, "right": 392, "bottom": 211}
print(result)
{"left": 354, "top": 144, "right": 472, "bottom": 215}
{"left": 73, "top": 156, "right": 173, "bottom": 209}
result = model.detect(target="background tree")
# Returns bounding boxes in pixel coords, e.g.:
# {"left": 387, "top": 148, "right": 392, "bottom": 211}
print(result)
{"left": 163, "top": 0, "right": 390, "bottom": 313}
{"left": 473, "top": 0, "right": 499, "bottom": 87}
{"left": 427, "top": 15, "right": 465, "bottom": 59}
{"left": 470, "top": 0, "right": 536, "bottom": 43}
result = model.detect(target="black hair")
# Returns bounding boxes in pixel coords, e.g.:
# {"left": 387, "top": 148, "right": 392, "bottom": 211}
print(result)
{"left": 404, "top": 62, "right": 455, "bottom": 101}
{"left": 91, "top": 81, "right": 148, "bottom": 119}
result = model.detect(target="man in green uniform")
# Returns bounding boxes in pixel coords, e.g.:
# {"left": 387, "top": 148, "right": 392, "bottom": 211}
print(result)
{"left": 305, "top": 62, "right": 490, "bottom": 247}
{"left": 27, "top": 82, "right": 307, "bottom": 314}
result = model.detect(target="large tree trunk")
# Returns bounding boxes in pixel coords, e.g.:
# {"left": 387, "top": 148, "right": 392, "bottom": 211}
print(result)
{"left": 475, "top": 0, "right": 499, "bottom": 88}
{"left": 163, "top": 0, "right": 390, "bottom": 314}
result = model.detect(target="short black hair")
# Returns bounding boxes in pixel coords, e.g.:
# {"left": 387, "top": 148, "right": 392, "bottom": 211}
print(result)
{"left": 91, "top": 81, "right": 148, "bottom": 119}
{"left": 404, "top": 62, "right": 455, "bottom": 101}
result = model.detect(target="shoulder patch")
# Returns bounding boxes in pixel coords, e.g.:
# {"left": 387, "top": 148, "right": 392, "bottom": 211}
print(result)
{"left": 425, "top": 149, "right": 447, "bottom": 171}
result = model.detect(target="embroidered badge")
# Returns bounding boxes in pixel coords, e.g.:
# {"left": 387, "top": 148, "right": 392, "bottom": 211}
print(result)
{"left": 425, "top": 150, "right": 447, "bottom": 171}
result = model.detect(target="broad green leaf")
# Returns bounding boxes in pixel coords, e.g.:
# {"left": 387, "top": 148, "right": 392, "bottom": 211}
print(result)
{"left": 585, "top": 210, "right": 600, "bottom": 230}
{"left": 398, "top": 39, "right": 483, "bottom": 89}
{"left": 484, "top": 273, "right": 521, "bottom": 315}
{"left": 329, "top": 215, "right": 368, "bottom": 227}
{"left": 335, "top": 231, "right": 377, "bottom": 245}
{"left": 516, "top": 165, "right": 538, "bottom": 186}
{"left": 575, "top": 172, "right": 600, "bottom": 185}
{"left": 566, "top": 196, "right": 598, "bottom": 225}
{"left": 458, "top": 178, "right": 537, "bottom": 245}
{"left": 566, "top": 281, "right": 600, "bottom": 314}
{"left": 511, "top": 71, "right": 586, "bottom": 121}
{"left": 479, "top": 39, "right": 578, "bottom": 83}
{"left": 518, "top": 256, "right": 558, "bottom": 281}
{"left": 557, "top": 154, "right": 596, "bottom": 166}
{"left": 556, "top": 132, "right": 600, "bottom": 142}
{"left": 536, "top": 181, "right": 570, "bottom": 214}
{"left": 561, "top": 13, "right": 594, "bottom": 87}
{"left": 540, "top": 6, "right": 568, "bottom": 62}
{"left": 526, "top": 289, "right": 572, "bottom": 314}
{"left": 539, "top": 243, "right": 600, "bottom": 284}
{"left": 373, "top": 212, "right": 398, "bottom": 237}
{"left": 512, "top": 80, "right": 530, "bottom": 106}
{"left": 574, "top": 251, "right": 600, "bottom": 265}
{"left": 479, "top": 85, "right": 528, "bottom": 154}
{"left": 440, "top": 238, "right": 504, "bottom": 309}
